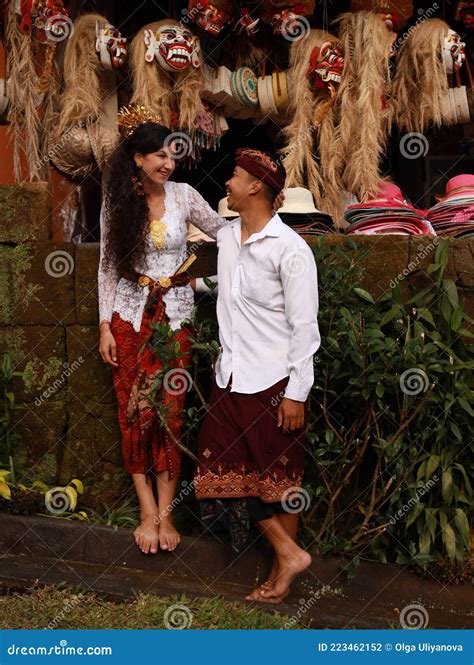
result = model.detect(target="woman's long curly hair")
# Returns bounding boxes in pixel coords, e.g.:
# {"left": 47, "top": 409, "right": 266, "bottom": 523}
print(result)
{"left": 102, "top": 122, "right": 172, "bottom": 280}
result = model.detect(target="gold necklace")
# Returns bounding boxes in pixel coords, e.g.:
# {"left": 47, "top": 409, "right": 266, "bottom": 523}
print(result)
{"left": 149, "top": 219, "right": 167, "bottom": 250}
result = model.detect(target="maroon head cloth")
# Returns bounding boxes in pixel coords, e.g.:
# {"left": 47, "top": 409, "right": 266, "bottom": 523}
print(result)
{"left": 235, "top": 147, "right": 286, "bottom": 193}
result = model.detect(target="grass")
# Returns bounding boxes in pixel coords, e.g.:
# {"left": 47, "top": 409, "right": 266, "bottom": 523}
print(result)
{"left": 0, "top": 585, "right": 304, "bottom": 630}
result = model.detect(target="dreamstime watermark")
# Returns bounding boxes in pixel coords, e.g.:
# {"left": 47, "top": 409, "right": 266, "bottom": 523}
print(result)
{"left": 392, "top": 4, "right": 439, "bottom": 51}
{"left": 276, "top": 123, "right": 318, "bottom": 167}
{"left": 389, "top": 237, "right": 440, "bottom": 289}
{"left": 283, "top": 585, "right": 333, "bottom": 627}
{"left": 281, "top": 249, "right": 311, "bottom": 278}
{"left": 45, "top": 250, "right": 75, "bottom": 278}
{"left": 399, "top": 368, "right": 430, "bottom": 395}
{"left": 163, "top": 603, "right": 193, "bottom": 629}
{"left": 163, "top": 368, "right": 193, "bottom": 395}
{"left": 154, "top": 479, "right": 196, "bottom": 523}
{"left": 44, "top": 487, "right": 74, "bottom": 516}
{"left": 35, "top": 357, "right": 84, "bottom": 406}
{"left": 281, "top": 486, "right": 311, "bottom": 513}
{"left": 45, "top": 14, "right": 74, "bottom": 42}
{"left": 399, "top": 603, "right": 430, "bottom": 629}
{"left": 389, "top": 474, "right": 439, "bottom": 526}
{"left": 45, "top": 593, "right": 84, "bottom": 629}
{"left": 281, "top": 14, "right": 310, "bottom": 42}
{"left": 400, "top": 133, "right": 429, "bottom": 160}
{"left": 36, "top": 115, "right": 94, "bottom": 171}
{"left": 164, "top": 132, "right": 193, "bottom": 160}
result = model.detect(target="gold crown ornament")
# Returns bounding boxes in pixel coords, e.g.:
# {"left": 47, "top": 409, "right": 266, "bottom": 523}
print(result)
{"left": 117, "top": 104, "right": 164, "bottom": 138}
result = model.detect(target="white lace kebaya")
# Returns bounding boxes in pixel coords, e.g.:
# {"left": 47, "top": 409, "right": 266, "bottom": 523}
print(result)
{"left": 98, "top": 181, "right": 227, "bottom": 333}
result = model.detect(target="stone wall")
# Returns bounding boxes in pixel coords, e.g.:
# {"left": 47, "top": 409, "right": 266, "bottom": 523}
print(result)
{"left": 1, "top": 184, "right": 473, "bottom": 511}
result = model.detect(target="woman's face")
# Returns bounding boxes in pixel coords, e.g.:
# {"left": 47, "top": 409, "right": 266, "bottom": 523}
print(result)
{"left": 135, "top": 143, "right": 176, "bottom": 187}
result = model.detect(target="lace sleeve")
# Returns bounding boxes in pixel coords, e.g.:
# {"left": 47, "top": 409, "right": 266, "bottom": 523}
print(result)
{"left": 97, "top": 200, "right": 119, "bottom": 324}
{"left": 184, "top": 183, "right": 228, "bottom": 240}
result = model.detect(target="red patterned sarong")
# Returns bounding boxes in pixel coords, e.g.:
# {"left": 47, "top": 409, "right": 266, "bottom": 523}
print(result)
{"left": 110, "top": 275, "right": 193, "bottom": 478}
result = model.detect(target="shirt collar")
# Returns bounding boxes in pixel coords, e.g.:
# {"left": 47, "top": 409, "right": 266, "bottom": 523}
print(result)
{"left": 232, "top": 213, "right": 283, "bottom": 245}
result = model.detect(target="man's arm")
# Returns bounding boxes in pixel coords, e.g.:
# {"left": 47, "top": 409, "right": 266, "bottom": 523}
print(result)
{"left": 279, "top": 242, "right": 320, "bottom": 430}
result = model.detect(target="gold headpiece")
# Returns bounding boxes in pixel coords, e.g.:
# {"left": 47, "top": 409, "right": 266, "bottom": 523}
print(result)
{"left": 117, "top": 104, "right": 164, "bottom": 138}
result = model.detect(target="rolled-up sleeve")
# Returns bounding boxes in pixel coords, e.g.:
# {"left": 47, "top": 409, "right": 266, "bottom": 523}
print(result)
{"left": 280, "top": 242, "right": 320, "bottom": 402}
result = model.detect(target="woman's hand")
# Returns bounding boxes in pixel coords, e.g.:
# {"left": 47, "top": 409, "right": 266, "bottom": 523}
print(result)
{"left": 274, "top": 190, "right": 285, "bottom": 211}
{"left": 99, "top": 323, "right": 119, "bottom": 367}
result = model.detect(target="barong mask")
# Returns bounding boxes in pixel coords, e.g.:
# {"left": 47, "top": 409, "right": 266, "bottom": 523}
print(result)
{"left": 144, "top": 24, "right": 201, "bottom": 71}
{"left": 349, "top": 0, "right": 413, "bottom": 31}
{"left": 307, "top": 41, "right": 344, "bottom": 95}
{"left": 234, "top": 7, "right": 260, "bottom": 36}
{"left": 95, "top": 21, "right": 127, "bottom": 69}
{"left": 28, "top": 0, "right": 70, "bottom": 44}
{"left": 442, "top": 29, "right": 466, "bottom": 73}
{"left": 455, "top": 2, "right": 474, "bottom": 29}
{"left": 261, "top": 1, "right": 316, "bottom": 35}
{"left": 187, "top": 0, "right": 233, "bottom": 35}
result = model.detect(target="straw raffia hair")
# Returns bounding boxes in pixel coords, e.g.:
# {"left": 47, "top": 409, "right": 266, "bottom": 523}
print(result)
{"left": 56, "top": 13, "right": 108, "bottom": 137}
{"left": 5, "top": 0, "right": 43, "bottom": 181}
{"left": 130, "top": 19, "right": 204, "bottom": 131}
{"left": 392, "top": 18, "right": 450, "bottom": 133}
{"left": 280, "top": 30, "right": 329, "bottom": 218}
{"left": 331, "top": 11, "right": 393, "bottom": 203}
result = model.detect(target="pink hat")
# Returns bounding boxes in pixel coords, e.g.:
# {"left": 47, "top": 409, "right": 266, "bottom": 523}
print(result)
{"left": 445, "top": 174, "right": 474, "bottom": 194}
{"left": 348, "top": 182, "right": 422, "bottom": 212}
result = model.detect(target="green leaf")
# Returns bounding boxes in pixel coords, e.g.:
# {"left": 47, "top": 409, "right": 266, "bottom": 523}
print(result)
{"left": 419, "top": 527, "right": 431, "bottom": 555}
{"left": 406, "top": 501, "right": 423, "bottom": 528}
{"left": 353, "top": 288, "right": 375, "bottom": 304}
{"left": 380, "top": 305, "right": 402, "bottom": 327}
{"left": 442, "top": 279, "right": 459, "bottom": 308}
{"left": 442, "top": 523, "right": 456, "bottom": 562}
{"left": 453, "top": 509, "right": 470, "bottom": 549}
{"left": 441, "top": 470, "right": 453, "bottom": 504}
{"left": 425, "top": 455, "right": 440, "bottom": 479}
{"left": 449, "top": 422, "right": 462, "bottom": 441}
{"left": 425, "top": 508, "right": 438, "bottom": 542}
{"left": 32, "top": 480, "right": 49, "bottom": 492}
{"left": 417, "top": 308, "right": 435, "bottom": 326}
{"left": 450, "top": 307, "right": 463, "bottom": 332}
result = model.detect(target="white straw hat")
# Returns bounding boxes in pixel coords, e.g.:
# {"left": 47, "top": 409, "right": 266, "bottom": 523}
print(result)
{"left": 278, "top": 187, "right": 321, "bottom": 214}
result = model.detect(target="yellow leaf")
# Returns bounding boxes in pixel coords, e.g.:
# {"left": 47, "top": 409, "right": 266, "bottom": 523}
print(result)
{"left": 69, "top": 479, "right": 84, "bottom": 495}
{"left": 0, "top": 470, "right": 11, "bottom": 478}
{"left": 64, "top": 486, "right": 77, "bottom": 511}
{"left": 0, "top": 482, "right": 12, "bottom": 500}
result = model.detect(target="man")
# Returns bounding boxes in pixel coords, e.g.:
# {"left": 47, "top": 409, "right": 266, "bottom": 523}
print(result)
{"left": 193, "top": 148, "right": 320, "bottom": 604}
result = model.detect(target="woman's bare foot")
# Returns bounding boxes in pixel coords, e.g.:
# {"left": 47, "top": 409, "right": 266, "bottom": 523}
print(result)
{"left": 158, "top": 516, "right": 181, "bottom": 551}
{"left": 134, "top": 514, "right": 160, "bottom": 554}
{"left": 259, "top": 548, "right": 312, "bottom": 602}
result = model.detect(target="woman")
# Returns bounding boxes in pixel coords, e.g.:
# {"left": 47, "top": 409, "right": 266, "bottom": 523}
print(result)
{"left": 98, "top": 107, "right": 227, "bottom": 555}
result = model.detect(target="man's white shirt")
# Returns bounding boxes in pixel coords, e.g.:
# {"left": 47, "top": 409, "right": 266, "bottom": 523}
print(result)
{"left": 196, "top": 213, "right": 321, "bottom": 402}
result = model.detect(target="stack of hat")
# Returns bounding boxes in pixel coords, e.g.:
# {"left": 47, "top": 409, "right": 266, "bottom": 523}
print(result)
{"left": 278, "top": 187, "right": 334, "bottom": 235}
{"left": 427, "top": 175, "right": 474, "bottom": 237}
{"left": 345, "top": 183, "right": 435, "bottom": 235}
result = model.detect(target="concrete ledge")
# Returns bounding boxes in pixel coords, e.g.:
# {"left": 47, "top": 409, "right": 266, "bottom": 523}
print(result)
{"left": 0, "top": 513, "right": 471, "bottom": 628}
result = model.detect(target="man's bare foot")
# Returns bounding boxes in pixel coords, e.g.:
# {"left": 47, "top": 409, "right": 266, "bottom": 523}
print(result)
{"left": 134, "top": 514, "right": 159, "bottom": 554}
{"left": 245, "top": 559, "right": 280, "bottom": 601}
{"left": 158, "top": 517, "right": 181, "bottom": 551}
{"left": 260, "top": 548, "right": 312, "bottom": 601}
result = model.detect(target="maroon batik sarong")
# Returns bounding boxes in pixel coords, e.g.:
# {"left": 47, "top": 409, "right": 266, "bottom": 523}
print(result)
{"left": 111, "top": 273, "right": 193, "bottom": 478}
{"left": 194, "top": 376, "right": 309, "bottom": 503}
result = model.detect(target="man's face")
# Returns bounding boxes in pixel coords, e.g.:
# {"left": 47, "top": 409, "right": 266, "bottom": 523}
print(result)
{"left": 225, "top": 165, "right": 258, "bottom": 212}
